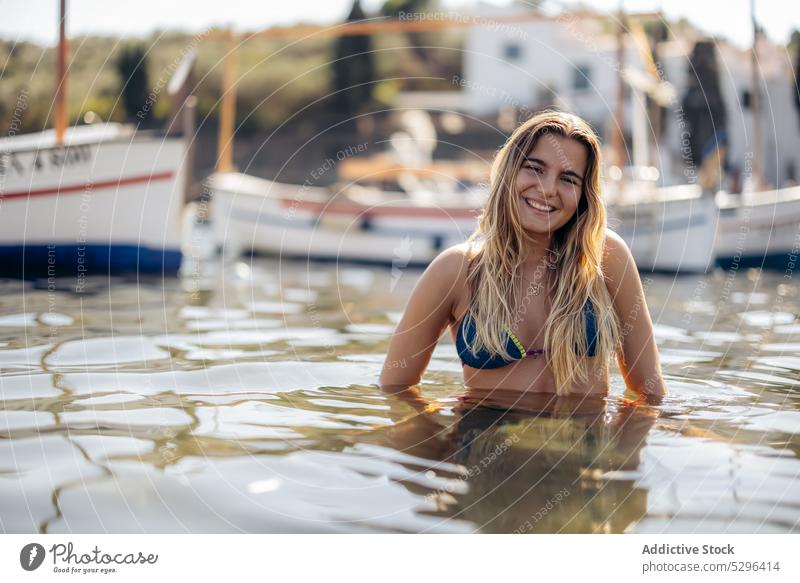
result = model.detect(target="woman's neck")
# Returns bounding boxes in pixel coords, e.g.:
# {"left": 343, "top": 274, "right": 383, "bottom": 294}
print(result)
{"left": 520, "top": 232, "right": 556, "bottom": 267}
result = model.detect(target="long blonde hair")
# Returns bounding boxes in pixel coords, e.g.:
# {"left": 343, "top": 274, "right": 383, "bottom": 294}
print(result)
{"left": 463, "top": 111, "right": 621, "bottom": 395}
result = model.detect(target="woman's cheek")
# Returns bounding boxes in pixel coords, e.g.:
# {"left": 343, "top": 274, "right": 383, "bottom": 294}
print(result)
{"left": 562, "top": 189, "right": 580, "bottom": 211}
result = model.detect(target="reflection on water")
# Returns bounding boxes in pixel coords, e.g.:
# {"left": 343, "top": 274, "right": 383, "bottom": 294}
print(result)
{"left": 0, "top": 262, "right": 799, "bottom": 533}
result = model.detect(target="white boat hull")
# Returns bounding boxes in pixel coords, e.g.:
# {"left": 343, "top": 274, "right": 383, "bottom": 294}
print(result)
{"left": 715, "top": 187, "right": 800, "bottom": 269}
{"left": 0, "top": 124, "right": 186, "bottom": 276}
{"left": 209, "top": 173, "right": 480, "bottom": 267}
{"left": 211, "top": 173, "right": 726, "bottom": 274}
{"left": 607, "top": 187, "right": 718, "bottom": 273}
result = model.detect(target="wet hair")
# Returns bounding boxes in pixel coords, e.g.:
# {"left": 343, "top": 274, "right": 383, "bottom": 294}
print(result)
{"left": 463, "top": 110, "right": 621, "bottom": 394}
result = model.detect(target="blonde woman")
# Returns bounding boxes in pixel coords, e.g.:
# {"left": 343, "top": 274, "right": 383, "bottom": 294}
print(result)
{"left": 380, "top": 111, "right": 666, "bottom": 406}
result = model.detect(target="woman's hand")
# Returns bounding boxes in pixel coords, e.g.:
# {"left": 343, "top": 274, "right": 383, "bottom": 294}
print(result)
{"left": 602, "top": 230, "right": 668, "bottom": 403}
{"left": 379, "top": 383, "right": 441, "bottom": 420}
{"left": 379, "top": 245, "right": 469, "bottom": 387}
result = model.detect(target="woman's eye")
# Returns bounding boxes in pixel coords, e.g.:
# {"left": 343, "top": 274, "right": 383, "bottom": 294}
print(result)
{"left": 525, "top": 165, "right": 543, "bottom": 175}
{"left": 561, "top": 177, "right": 578, "bottom": 185}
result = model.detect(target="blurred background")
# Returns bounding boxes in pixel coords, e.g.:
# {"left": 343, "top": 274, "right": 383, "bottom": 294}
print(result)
{"left": 2, "top": 0, "right": 797, "bottom": 187}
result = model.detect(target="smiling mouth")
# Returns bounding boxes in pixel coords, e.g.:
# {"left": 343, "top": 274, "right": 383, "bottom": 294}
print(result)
{"left": 523, "top": 197, "right": 557, "bottom": 213}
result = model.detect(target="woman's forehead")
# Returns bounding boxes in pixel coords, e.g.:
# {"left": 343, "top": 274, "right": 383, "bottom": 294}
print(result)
{"left": 526, "top": 134, "right": 588, "bottom": 175}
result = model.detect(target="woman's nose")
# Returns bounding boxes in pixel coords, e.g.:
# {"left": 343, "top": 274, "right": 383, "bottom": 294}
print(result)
{"left": 536, "top": 172, "right": 557, "bottom": 197}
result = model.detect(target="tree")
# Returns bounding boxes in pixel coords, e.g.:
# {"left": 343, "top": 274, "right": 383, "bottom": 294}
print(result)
{"left": 681, "top": 40, "right": 727, "bottom": 168}
{"left": 117, "top": 44, "right": 150, "bottom": 123}
{"left": 380, "top": 0, "right": 453, "bottom": 83}
{"left": 331, "top": 0, "right": 375, "bottom": 114}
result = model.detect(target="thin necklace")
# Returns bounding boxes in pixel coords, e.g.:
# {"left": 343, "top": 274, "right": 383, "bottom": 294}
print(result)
{"left": 526, "top": 249, "right": 559, "bottom": 296}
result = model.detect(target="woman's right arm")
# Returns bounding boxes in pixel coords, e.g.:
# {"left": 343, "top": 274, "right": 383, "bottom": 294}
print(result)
{"left": 379, "top": 245, "right": 469, "bottom": 388}
{"left": 602, "top": 230, "right": 667, "bottom": 403}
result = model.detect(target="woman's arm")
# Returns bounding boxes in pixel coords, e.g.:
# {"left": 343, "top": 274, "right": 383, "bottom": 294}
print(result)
{"left": 602, "top": 230, "right": 667, "bottom": 403}
{"left": 379, "top": 245, "right": 469, "bottom": 388}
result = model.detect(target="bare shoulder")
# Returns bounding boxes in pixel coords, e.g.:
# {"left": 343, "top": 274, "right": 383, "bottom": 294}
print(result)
{"left": 417, "top": 243, "right": 472, "bottom": 319}
{"left": 429, "top": 243, "right": 472, "bottom": 279}
{"left": 601, "top": 228, "right": 637, "bottom": 292}
{"left": 603, "top": 228, "right": 631, "bottom": 259}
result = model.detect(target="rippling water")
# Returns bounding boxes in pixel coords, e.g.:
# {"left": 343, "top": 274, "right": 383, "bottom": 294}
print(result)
{"left": 1, "top": 260, "right": 799, "bottom": 533}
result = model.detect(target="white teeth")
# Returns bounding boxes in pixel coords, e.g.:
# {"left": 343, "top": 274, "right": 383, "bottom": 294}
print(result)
{"left": 525, "top": 198, "right": 554, "bottom": 212}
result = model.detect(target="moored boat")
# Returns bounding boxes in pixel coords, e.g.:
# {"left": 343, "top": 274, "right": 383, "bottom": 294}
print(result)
{"left": 208, "top": 171, "right": 482, "bottom": 267}
{"left": 0, "top": 123, "right": 186, "bottom": 277}
{"left": 715, "top": 187, "right": 800, "bottom": 270}
{"left": 208, "top": 171, "right": 723, "bottom": 274}
{"left": 606, "top": 183, "right": 719, "bottom": 274}
{"left": 0, "top": 0, "right": 191, "bottom": 279}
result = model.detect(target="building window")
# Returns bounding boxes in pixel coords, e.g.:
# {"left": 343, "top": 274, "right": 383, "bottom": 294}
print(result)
{"left": 504, "top": 43, "right": 522, "bottom": 61}
{"left": 573, "top": 65, "right": 591, "bottom": 91}
{"left": 741, "top": 90, "right": 751, "bottom": 109}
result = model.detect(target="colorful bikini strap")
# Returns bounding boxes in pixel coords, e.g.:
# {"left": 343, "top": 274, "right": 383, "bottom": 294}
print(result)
{"left": 502, "top": 326, "right": 546, "bottom": 359}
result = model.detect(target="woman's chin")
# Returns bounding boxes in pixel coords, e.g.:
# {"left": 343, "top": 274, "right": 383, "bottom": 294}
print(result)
{"left": 520, "top": 220, "right": 557, "bottom": 236}
{"left": 521, "top": 226, "right": 556, "bottom": 241}
{"left": 520, "top": 213, "right": 572, "bottom": 237}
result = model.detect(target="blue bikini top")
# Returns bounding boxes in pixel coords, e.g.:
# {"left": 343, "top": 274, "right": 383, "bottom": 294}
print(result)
{"left": 456, "top": 299, "right": 598, "bottom": 369}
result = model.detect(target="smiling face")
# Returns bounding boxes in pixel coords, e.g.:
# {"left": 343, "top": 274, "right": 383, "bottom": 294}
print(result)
{"left": 515, "top": 132, "right": 588, "bottom": 239}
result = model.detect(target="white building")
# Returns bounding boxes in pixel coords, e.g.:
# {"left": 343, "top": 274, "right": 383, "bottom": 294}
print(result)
{"left": 454, "top": 5, "right": 800, "bottom": 190}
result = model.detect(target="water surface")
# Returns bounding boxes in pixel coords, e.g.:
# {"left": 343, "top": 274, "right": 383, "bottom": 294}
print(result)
{"left": 1, "top": 261, "right": 798, "bottom": 533}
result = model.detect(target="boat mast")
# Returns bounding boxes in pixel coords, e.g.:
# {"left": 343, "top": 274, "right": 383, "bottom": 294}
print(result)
{"left": 749, "top": 0, "right": 763, "bottom": 191}
{"left": 612, "top": 1, "right": 627, "bottom": 172}
{"left": 55, "top": 0, "right": 68, "bottom": 144}
{"left": 215, "top": 28, "right": 238, "bottom": 173}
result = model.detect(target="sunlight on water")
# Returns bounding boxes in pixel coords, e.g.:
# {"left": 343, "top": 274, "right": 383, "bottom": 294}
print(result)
{"left": 0, "top": 262, "right": 798, "bottom": 533}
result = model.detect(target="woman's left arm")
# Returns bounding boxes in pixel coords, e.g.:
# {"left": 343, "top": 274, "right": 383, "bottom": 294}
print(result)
{"left": 602, "top": 230, "right": 667, "bottom": 402}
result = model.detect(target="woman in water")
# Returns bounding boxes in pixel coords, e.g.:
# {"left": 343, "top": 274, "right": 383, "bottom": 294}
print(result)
{"left": 374, "top": 111, "right": 665, "bottom": 531}
{"left": 379, "top": 110, "right": 666, "bottom": 406}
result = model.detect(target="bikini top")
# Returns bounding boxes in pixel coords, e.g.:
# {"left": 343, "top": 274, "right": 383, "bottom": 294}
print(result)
{"left": 455, "top": 299, "right": 598, "bottom": 369}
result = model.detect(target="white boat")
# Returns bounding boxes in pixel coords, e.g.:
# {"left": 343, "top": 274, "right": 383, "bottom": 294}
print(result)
{"left": 715, "top": 186, "right": 800, "bottom": 270}
{"left": 605, "top": 176, "right": 719, "bottom": 274}
{"left": 0, "top": 123, "right": 186, "bottom": 277}
{"left": 209, "top": 171, "right": 723, "bottom": 274}
{"left": 208, "top": 172, "right": 482, "bottom": 267}
{"left": 0, "top": 0, "right": 192, "bottom": 278}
